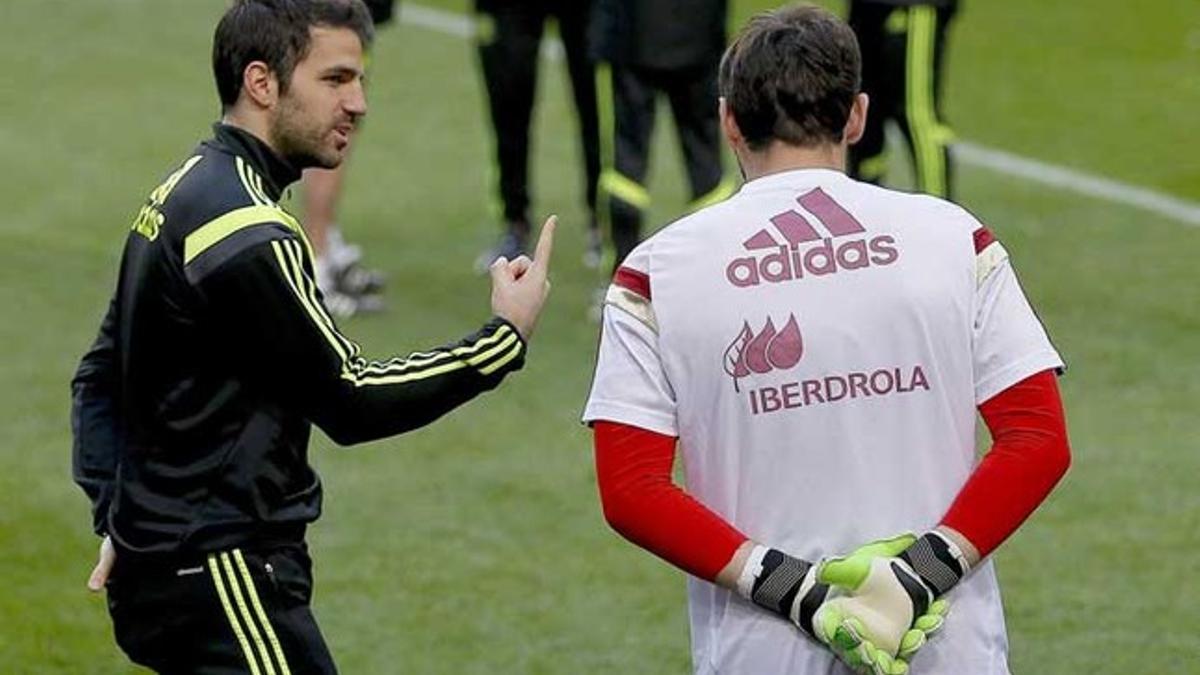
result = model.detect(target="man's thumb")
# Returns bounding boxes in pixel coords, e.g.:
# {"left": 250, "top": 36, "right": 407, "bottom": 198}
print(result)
{"left": 88, "top": 536, "right": 114, "bottom": 592}
{"left": 87, "top": 567, "right": 105, "bottom": 592}
{"left": 818, "top": 556, "right": 872, "bottom": 590}
{"left": 87, "top": 557, "right": 110, "bottom": 591}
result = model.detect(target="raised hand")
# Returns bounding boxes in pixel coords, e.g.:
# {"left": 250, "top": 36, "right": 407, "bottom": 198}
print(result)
{"left": 490, "top": 215, "right": 555, "bottom": 341}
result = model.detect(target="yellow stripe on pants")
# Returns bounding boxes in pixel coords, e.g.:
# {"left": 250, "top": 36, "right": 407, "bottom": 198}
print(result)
{"left": 220, "top": 552, "right": 278, "bottom": 675}
{"left": 209, "top": 554, "right": 264, "bottom": 675}
{"left": 905, "top": 6, "right": 947, "bottom": 197}
{"left": 233, "top": 550, "right": 292, "bottom": 675}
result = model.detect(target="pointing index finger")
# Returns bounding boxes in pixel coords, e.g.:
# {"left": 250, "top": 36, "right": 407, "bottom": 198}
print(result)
{"left": 532, "top": 215, "right": 557, "bottom": 273}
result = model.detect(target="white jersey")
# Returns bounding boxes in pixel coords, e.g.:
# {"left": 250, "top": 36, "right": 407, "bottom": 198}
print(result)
{"left": 582, "top": 168, "right": 1063, "bottom": 675}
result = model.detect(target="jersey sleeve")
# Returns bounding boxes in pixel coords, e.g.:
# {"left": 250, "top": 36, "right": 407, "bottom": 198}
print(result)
{"left": 70, "top": 296, "right": 121, "bottom": 535}
{"left": 972, "top": 227, "right": 1065, "bottom": 403}
{"left": 194, "top": 234, "right": 525, "bottom": 445}
{"left": 593, "top": 421, "right": 747, "bottom": 581}
{"left": 582, "top": 255, "right": 678, "bottom": 436}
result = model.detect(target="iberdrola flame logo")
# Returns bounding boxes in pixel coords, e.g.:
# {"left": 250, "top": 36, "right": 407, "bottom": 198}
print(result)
{"left": 723, "top": 314, "right": 803, "bottom": 391}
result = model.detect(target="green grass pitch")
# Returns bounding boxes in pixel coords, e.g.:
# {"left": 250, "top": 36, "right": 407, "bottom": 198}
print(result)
{"left": 1, "top": 0, "right": 1197, "bottom": 672}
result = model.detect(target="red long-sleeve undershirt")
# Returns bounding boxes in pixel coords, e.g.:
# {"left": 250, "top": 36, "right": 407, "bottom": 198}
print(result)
{"left": 593, "top": 420, "right": 748, "bottom": 581}
{"left": 942, "top": 369, "right": 1071, "bottom": 555}
{"left": 592, "top": 369, "right": 1070, "bottom": 581}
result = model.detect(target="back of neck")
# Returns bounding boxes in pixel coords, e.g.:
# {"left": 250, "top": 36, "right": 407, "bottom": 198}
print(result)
{"left": 740, "top": 141, "right": 847, "bottom": 182}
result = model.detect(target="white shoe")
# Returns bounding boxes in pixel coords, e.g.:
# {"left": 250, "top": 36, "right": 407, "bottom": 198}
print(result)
{"left": 322, "top": 290, "right": 385, "bottom": 319}
{"left": 327, "top": 227, "right": 362, "bottom": 270}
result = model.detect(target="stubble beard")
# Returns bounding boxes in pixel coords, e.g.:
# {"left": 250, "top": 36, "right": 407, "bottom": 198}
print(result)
{"left": 270, "top": 95, "right": 342, "bottom": 171}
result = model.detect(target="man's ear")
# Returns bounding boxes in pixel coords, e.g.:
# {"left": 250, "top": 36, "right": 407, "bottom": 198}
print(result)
{"left": 844, "top": 92, "right": 869, "bottom": 146}
{"left": 719, "top": 97, "right": 745, "bottom": 150}
{"left": 241, "top": 61, "right": 279, "bottom": 109}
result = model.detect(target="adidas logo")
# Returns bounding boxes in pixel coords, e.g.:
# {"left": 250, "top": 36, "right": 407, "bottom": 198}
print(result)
{"left": 725, "top": 188, "right": 899, "bottom": 288}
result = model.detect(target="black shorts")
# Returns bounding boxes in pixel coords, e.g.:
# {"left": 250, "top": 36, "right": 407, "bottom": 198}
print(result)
{"left": 107, "top": 544, "right": 336, "bottom": 674}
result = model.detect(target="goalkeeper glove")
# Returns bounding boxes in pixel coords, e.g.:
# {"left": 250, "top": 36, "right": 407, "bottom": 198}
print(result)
{"left": 816, "top": 531, "right": 970, "bottom": 673}
{"left": 735, "top": 536, "right": 918, "bottom": 642}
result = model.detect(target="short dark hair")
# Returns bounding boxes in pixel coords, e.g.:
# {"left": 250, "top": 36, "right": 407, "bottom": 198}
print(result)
{"left": 718, "top": 3, "right": 862, "bottom": 150}
{"left": 212, "top": 0, "right": 375, "bottom": 109}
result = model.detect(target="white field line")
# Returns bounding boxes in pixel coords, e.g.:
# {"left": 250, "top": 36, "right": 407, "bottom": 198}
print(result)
{"left": 954, "top": 143, "right": 1200, "bottom": 226}
{"left": 399, "top": 3, "right": 1200, "bottom": 228}
{"left": 400, "top": 3, "right": 565, "bottom": 60}
{"left": 400, "top": 3, "right": 473, "bottom": 38}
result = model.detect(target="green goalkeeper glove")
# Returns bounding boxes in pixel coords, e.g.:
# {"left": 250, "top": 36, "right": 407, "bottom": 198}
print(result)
{"left": 816, "top": 531, "right": 970, "bottom": 673}
{"left": 736, "top": 536, "right": 919, "bottom": 649}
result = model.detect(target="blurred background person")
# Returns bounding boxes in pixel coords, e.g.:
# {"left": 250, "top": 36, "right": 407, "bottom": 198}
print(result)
{"left": 473, "top": 0, "right": 602, "bottom": 272}
{"left": 301, "top": 0, "right": 397, "bottom": 318}
{"left": 846, "top": 0, "right": 959, "bottom": 198}
{"left": 590, "top": 0, "right": 736, "bottom": 280}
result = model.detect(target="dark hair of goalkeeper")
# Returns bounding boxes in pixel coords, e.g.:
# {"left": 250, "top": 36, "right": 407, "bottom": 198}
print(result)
{"left": 718, "top": 3, "right": 863, "bottom": 151}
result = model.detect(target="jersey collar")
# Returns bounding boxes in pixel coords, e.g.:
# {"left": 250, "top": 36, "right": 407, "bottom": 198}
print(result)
{"left": 738, "top": 167, "right": 851, "bottom": 196}
{"left": 210, "top": 123, "right": 301, "bottom": 202}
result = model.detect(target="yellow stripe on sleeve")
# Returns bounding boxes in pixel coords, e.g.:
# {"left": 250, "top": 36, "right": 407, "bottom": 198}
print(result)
{"left": 358, "top": 324, "right": 513, "bottom": 377}
{"left": 272, "top": 240, "right": 353, "bottom": 367}
{"left": 355, "top": 325, "right": 520, "bottom": 383}
{"left": 282, "top": 240, "right": 359, "bottom": 359}
{"left": 270, "top": 240, "right": 517, "bottom": 385}
{"left": 478, "top": 340, "right": 524, "bottom": 376}
{"left": 464, "top": 332, "right": 519, "bottom": 367}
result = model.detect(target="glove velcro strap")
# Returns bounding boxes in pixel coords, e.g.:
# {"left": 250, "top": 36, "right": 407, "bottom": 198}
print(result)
{"left": 751, "top": 549, "right": 810, "bottom": 615}
{"left": 793, "top": 577, "right": 830, "bottom": 637}
{"left": 898, "top": 532, "right": 967, "bottom": 597}
{"left": 890, "top": 560, "right": 933, "bottom": 618}
{"left": 750, "top": 549, "right": 823, "bottom": 635}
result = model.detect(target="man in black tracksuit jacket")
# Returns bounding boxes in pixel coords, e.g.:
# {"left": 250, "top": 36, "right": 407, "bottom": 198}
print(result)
{"left": 71, "top": 1, "right": 553, "bottom": 671}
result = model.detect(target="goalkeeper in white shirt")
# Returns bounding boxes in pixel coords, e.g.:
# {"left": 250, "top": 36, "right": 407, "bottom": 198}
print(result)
{"left": 582, "top": 4, "right": 1071, "bottom": 674}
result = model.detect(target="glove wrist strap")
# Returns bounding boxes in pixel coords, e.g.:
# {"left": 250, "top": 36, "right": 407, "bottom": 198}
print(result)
{"left": 899, "top": 531, "right": 968, "bottom": 597}
{"left": 735, "top": 545, "right": 770, "bottom": 600}
{"left": 741, "top": 546, "right": 826, "bottom": 637}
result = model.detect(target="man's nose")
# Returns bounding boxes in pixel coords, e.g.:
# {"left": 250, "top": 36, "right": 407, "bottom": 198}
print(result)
{"left": 344, "top": 80, "right": 367, "bottom": 117}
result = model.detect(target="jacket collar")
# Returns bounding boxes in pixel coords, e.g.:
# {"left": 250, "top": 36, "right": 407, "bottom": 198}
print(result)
{"left": 210, "top": 123, "right": 301, "bottom": 201}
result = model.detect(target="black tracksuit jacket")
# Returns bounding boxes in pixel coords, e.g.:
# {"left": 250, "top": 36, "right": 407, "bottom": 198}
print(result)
{"left": 590, "top": 0, "right": 728, "bottom": 71}
{"left": 72, "top": 123, "right": 525, "bottom": 559}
